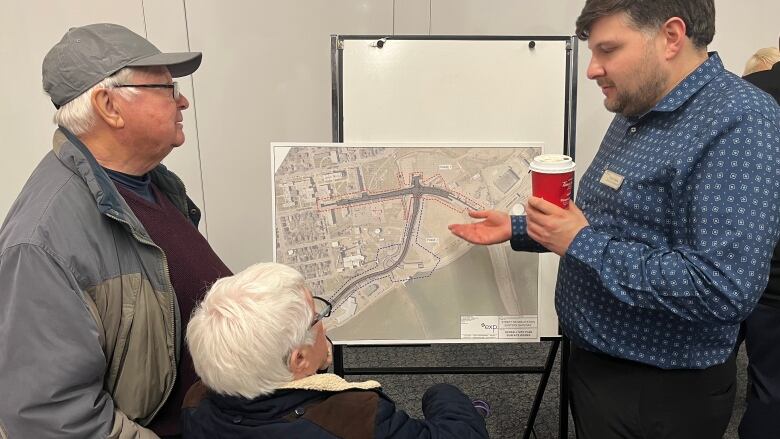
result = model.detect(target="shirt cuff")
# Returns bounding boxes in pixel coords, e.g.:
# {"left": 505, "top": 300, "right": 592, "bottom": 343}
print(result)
{"left": 510, "top": 215, "right": 529, "bottom": 251}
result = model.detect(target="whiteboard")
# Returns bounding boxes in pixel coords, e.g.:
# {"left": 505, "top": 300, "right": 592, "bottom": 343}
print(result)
{"left": 332, "top": 36, "right": 578, "bottom": 338}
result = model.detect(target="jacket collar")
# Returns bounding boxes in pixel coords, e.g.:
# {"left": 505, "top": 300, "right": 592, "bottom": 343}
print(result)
{"left": 52, "top": 127, "right": 189, "bottom": 235}
{"left": 279, "top": 373, "right": 381, "bottom": 392}
{"left": 54, "top": 127, "right": 125, "bottom": 218}
{"left": 208, "top": 374, "right": 382, "bottom": 420}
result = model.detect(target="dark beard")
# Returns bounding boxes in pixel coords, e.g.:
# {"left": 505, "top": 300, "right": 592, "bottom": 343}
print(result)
{"left": 611, "top": 70, "right": 666, "bottom": 117}
{"left": 607, "top": 45, "right": 667, "bottom": 117}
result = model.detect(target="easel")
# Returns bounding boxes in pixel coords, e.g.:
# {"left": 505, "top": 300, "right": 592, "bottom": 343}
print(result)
{"left": 329, "top": 34, "right": 578, "bottom": 439}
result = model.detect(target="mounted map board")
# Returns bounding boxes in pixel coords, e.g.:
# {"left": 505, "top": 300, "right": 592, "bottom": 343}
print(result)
{"left": 272, "top": 142, "right": 542, "bottom": 344}
{"left": 328, "top": 36, "right": 578, "bottom": 340}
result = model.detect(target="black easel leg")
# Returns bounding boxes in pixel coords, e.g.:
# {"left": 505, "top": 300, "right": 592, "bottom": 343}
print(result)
{"left": 522, "top": 340, "right": 560, "bottom": 439}
{"left": 559, "top": 337, "right": 570, "bottom": 439}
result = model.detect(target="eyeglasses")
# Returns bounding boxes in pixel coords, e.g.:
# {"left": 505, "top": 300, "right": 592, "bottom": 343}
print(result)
{"left": 310, "top": 296, "right": 332, "bottom": 328}
{"left": 114, "top": 81, "right": 180, "bottom": 100}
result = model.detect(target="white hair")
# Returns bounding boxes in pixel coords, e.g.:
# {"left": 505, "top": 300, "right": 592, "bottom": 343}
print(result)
{"left": 187, "top": 262, "right": 317, "bottom": 399}
{"left": 743, "top": 47, "right": 780, "bottom": 76}
{"left": 51, "top": 67, "right": 140, "bottom": 135}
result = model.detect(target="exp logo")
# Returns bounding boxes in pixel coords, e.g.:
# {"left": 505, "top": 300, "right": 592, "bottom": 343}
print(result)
{"left": 480, "top": 322, "right": 498, "bottom": 332}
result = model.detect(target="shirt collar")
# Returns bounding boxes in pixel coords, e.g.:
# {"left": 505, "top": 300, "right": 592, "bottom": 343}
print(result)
{"left": 623, "top": 52, "right": 724, "bottom": 125}
{"left": 650, "top": 51, "right": 724, "bottom": 114}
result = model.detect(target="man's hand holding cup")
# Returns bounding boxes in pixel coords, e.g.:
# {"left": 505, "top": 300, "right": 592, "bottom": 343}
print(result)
{"left": 527, "top": 154, "right": 588, "bottom": 255}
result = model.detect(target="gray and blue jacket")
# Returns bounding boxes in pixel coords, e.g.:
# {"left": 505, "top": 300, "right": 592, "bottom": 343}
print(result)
{"left": 0, "top": 128, "right": 199, "bottom": 438}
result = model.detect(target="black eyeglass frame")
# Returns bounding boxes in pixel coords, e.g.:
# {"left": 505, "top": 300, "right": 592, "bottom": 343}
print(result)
{"left": 114, "top": 82, "right": 180, "bottom": 100}
{"left": 310, "top": 296, "right": 332, "bottom": 328}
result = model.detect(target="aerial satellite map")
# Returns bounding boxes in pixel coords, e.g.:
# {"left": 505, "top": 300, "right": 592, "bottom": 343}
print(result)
{"left": 273, "top": 143, "right": 542, "bottom": 343}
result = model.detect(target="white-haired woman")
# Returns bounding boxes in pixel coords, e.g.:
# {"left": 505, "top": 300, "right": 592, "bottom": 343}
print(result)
{"left": 741, "top": 47, "right": 780, "bottom": 106}
{"left": 182, "top": 262, "right": 489, "bottom": 439}
{"left": 742, "top": 47, "right": 780, "bottom": 77}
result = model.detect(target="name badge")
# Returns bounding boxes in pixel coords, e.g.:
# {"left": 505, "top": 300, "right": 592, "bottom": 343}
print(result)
{"left": 600, "top": 169, "right": 624, "bottom": 190}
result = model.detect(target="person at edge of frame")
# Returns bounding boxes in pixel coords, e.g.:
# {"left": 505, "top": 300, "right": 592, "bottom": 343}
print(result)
{"left": 735, "top": 40, "right": 780, "bottom": 439}
{"left": 448, "top": 1, "right": 780, "bottom": 438}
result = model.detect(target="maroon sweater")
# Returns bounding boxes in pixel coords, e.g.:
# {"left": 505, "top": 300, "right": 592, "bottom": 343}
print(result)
{"left": 117, "top": 184, "right": 232, "bottom": 436}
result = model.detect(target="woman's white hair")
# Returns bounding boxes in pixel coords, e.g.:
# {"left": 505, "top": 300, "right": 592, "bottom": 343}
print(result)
{"left": 743, "top": 47, "right": 780, "bottom": 76}
{"left": 187, "top": 262, "right": 317, "bottom": 399}
{"left": 52, "top": 67, "right": 140, "bottom": 135}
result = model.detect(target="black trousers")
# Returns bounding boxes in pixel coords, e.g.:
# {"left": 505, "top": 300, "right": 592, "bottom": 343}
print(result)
{"left": 737, "top": 303, "right": 780, "bottom": 439}
{"left": 568, "top": 344, "right": 736, "bottom": 439}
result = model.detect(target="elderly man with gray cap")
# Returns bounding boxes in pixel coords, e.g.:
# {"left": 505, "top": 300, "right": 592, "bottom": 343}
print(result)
{"left": 0, "top": 24, "right": 231, "bottom": 438}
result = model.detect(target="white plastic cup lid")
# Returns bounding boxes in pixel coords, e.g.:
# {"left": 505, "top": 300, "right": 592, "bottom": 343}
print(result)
{"left": 529, "top": 154, "right": 576, "bottom": 173}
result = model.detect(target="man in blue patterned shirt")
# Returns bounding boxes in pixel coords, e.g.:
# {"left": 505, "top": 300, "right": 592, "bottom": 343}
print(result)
{"left": 449, "top": 1, "right": 780, "bottom": 438}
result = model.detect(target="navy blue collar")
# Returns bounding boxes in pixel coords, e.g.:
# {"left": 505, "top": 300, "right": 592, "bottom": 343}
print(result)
{"left": 625, "top": 52, "right": 724, "bottom": 123}
{"left": 103, "top": 167, "right": 156, "bottom": 203}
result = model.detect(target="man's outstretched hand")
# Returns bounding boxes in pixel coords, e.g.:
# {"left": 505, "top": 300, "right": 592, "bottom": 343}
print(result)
{"left": 448, "top": 210, "right": 512, "bottom": 245}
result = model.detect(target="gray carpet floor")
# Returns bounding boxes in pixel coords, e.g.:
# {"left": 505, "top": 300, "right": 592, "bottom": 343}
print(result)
{"left": 336, "top": 342, "right": 748, "bottom": 438}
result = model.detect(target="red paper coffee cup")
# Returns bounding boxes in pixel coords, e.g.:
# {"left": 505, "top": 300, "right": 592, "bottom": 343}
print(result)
{"left": 530, "top": 154, "right": 575, "bottom": 208}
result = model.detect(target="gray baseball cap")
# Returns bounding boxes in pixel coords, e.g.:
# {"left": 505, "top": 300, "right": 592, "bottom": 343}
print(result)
{"left": 43, "top": 23, "right": 202, "bottom": 108}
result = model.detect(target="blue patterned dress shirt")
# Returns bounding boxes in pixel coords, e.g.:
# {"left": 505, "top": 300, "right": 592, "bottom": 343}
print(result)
{"left": 511, "top": 53, "right": 780, "bottom": 369}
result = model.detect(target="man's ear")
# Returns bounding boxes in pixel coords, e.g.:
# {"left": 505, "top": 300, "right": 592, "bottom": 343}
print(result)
{"left": 288, "top": 346, "right": 313, "bottom": 377}
{"left": 659, "top": 17, "right": 687, "bottom": 60}
{"left": 91, "top": 88, "right": 125, "bottom": 129}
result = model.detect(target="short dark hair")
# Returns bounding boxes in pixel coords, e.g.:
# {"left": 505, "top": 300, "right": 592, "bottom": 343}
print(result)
{"left": 575, "top": 0, "right": 715, "bottom": 49}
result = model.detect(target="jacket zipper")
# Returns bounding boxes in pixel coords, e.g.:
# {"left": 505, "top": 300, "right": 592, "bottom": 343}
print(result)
{"left": 106, "top": 212, "right": 178, "bottom": 422}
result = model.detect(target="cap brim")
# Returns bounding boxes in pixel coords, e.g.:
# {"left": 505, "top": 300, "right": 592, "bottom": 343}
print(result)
{"left": 127, "top": 52, "right": 202, "bottom": 77}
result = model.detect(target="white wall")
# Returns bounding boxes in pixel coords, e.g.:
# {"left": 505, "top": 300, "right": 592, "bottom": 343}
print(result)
{"left": 1, "top": 0, "right": 778, "bottom": 272}
{"left": 0, "top": 0, "right": 205, "bottom": 232}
